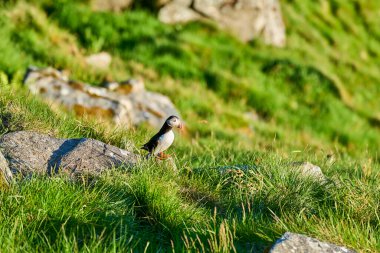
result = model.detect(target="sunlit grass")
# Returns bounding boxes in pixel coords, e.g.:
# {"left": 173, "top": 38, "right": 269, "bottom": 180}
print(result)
{"left": 1, "top": 84, "right": 379, "bottom": 251}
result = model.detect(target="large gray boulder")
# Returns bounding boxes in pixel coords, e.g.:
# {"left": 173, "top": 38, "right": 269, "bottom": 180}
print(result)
{"left": 270, "top": 232, "right": 356, "bottom": 253}
{"left": 0, "top": 131, "right": 138, "bottom": 178}
{"left": 159, "top": 0, "right": 286, "bottom": 47}
{"left": 24, "top": 67, "right": 180, "bottom": 129}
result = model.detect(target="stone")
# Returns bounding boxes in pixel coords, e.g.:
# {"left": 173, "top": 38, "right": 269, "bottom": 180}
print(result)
{"left": 292, "top": 162, "right": 326, "bottom": 182}
{"left": 270, "top": 232, "right": 356, "bottom": 253}
{"left": 156, "top": 0, "right": 172, "bottom": 8}
{"left": 159, "top": 0, "right": 203, "bottom": 24}
{"left": 244, "top": 111, "right": 259, "bottom": 122}
{"left": 0, "top": 131, "right": 63, "bottom": 175}
{"left": 0, "top": 131, "right": 139, "bottom": 178}
{"left": 104, "top": 79, "right": 145, "bottom": 94}
{"left": 92, "top": 0, "right": 133, "bottom": 12}
{"left": 23, "top": 66, "right": 180, "bottom": 129}
{"left": 157, "top": 156, "right": 178, "bottom": 172}
{"left": 85, "top": 52, "right": 112, "bottom": 70}
{"left": 217, "top": 164, "right": 256, "bottom": 174}
{"left": 158, "top": 0, "right": 286, "bottom": 47}
{"left": 55, "top": 138, "right": 137, "bottom": 177}
{"left": 0, "top": 150, "right": 13, "bottom": 186}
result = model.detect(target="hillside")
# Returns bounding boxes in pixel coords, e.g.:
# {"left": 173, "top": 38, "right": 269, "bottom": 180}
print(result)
{"left": 0, "top": 0, "right": 379, "bottom": 252}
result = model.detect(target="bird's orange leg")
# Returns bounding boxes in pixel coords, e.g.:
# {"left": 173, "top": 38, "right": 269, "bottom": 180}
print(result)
{"left": 157, "top": 152, "right": 171, "bottom": 160}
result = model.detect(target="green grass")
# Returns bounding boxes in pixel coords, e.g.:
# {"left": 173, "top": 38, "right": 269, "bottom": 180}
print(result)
{"left": 0, "top": 0, "right": 380, "bottom": 252}
{"left": 1, "top": 76, "right": 379, "bottom": 252}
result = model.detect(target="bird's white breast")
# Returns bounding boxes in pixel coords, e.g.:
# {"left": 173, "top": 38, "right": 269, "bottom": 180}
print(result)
{"left": 154, "top": 130, "right": 175, "bottom": 155}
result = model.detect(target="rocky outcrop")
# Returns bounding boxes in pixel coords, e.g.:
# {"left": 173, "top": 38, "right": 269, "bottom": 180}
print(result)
{"left": 0, "top": 131, "right": 138, "bottom": 178}
{"left": 24, "top": 67, "right": 180, "bottom": 129}
{"left": 270, "top": 232, "right": 356, "bottom": 253}
{"left": 159, "top": 0, "right": 286, "bottom": 46}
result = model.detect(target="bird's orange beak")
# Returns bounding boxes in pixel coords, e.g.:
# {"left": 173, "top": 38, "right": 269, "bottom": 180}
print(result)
{"left": 178, "top": 123, "right": 185, "bottom": 134}
{"left": 178, "top": 123, "right": 189, "bottom": 136}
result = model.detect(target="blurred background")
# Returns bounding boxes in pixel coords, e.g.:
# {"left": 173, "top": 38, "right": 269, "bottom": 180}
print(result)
{"left": 0, "top": 0, "right": 379, "bottom": 159}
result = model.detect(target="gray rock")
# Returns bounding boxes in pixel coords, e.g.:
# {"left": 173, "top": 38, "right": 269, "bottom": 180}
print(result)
{"left": 270, "top": 232, "right": 356, "bottom": 253}
{"left": 292, "top": 162, "right": 326, "bottom": 182}
{"left": 157, "top": 156, "right": 178, "bottom": 172}
{"left": 55, "top": 138, "right": 137, "bottom": 177}
{"left": 0, "top": 131, "right": 138, "bottom": 178}
{"left": 159, "top": 0, "right": 203, "bottom": 23}
{"left": 0, "top": 131, "right": 64, "bottom": 175}
{"left": 105, "top": 79, "right": 145, "bottom": 94}
{"left": 155, "top": 0, "right": 175, "bottom": 8}
{"left": 85, "top": 52, "right": 112, "bottom": 70}
{"left": 244, "top": 111, "right": 259, "bottom": 122}
{"left": 158, "top": 0, "right": 286, "bottom": 47}
{"left": 0, "top": 150, "right": 13, "bottom": 186}
{"left": 91, "top": 0, "right": 133, "bottom": 12}
{"left": 216, "top": 164, "right": 256, "bottom": 174}
{"left": 24, "top": 67, "right": 180, "bottom": 129}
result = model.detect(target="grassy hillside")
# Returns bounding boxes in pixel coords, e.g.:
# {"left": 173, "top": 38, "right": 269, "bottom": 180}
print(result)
{"left": 0, "top": 0, "right": 379, "bottom": 252}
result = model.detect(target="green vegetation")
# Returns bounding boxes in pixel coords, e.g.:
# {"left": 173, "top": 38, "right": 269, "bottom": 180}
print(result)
{"left": 0, "top": 0, "right": 379, "bottom": 252}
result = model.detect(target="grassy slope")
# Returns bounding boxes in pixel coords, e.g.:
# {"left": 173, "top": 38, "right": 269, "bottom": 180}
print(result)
{"left": 42, "top": 0, "right": 380, "bottom": 156}
{"left": 0, "top": 0, "right": 379, "bottom": 252}
{"left": 1, "top": 84, "right": 379, "bottom": 252}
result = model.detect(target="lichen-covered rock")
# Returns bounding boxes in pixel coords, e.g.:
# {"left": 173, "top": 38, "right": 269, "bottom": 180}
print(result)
{"left": 24, "top": 66, "right": 180, "bottom": 129}
{"left": 159, "top": 0, "right": 286, "bottom": 47}
{"left": 270, "top": 232, "right": 356, "bottom": 253}
{"left": 0, "top": 131, "right": 138, "bottom": 178}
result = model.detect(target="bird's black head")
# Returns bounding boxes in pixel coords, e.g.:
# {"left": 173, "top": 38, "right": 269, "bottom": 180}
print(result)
{"left": 165, "top": 115, "right": 182, "bottom": 129}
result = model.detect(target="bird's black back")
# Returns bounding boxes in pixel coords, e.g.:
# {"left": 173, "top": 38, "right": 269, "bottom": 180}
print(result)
{"left": 141, "top": 133, "right": 160, "bottom": 153}
{"left": 141, "top": 117, "right": 175, "bottom": 153}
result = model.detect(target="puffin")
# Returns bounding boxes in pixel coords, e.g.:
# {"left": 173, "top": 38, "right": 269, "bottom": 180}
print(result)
{"left": 141, "top": 115, "right": 183, "bottom": 159}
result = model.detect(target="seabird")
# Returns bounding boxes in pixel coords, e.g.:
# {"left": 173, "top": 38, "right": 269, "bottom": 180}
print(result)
{"left": 141, "top": 115, "right": 183, "bottom": 159}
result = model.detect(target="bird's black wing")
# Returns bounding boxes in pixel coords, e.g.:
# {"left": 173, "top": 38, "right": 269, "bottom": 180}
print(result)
{"left": 141, "top": 133, "right": 160, "bottom": 153}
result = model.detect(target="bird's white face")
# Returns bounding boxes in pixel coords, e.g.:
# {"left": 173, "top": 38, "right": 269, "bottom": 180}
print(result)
{"left": 167, "top": 116, "right": 183, "bottom": 129}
